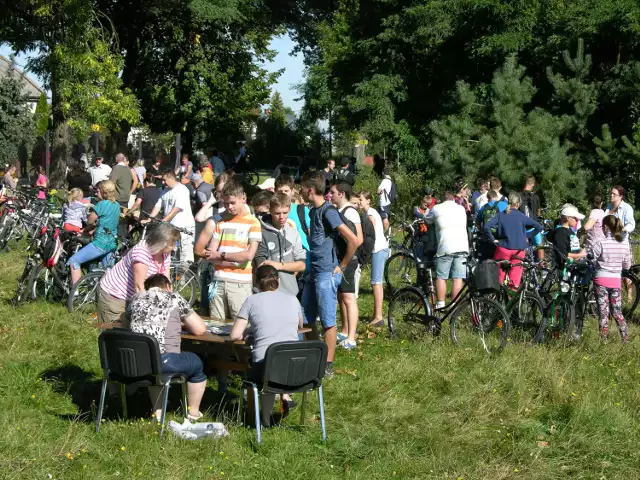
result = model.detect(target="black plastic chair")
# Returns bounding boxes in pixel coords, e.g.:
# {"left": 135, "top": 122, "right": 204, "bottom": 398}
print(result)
{"left": 96, "top": 329, "right": 188, "bottom": 438}
{"left": 238, "top": 340, "right": 328, "bottom": 444}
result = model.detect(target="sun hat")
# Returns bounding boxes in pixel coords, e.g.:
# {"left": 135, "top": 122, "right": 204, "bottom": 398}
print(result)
{"left": 560, "top": 205, "right": 585, "bottom": 220}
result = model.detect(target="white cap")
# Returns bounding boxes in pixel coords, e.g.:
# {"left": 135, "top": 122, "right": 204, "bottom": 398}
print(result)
{"left": 560, "top": 205, "right": 585, "bottom": 220}
{"left": 258, "top": 177, "right": 275, "bottom": 191}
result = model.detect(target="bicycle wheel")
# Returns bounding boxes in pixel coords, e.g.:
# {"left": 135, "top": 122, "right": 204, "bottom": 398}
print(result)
{"left": 621, "top": 271, "right": 640, "bottom": 322}
{"left": 450, "top": 296, "right": 510, "bottom": 354}
{"left": 28, "top": 264, "right": 58, "bottom": 301}
{"left": 509, "top": 292, "right": 546, "bottom": 344}
{"left": 67, "top": 271, "right": 103, "bottom": 314}
{"left": 384, "top": 252, "right": 418, "bottom": 293}
{"left": 0, "top": 217, "right": 15, "bottom": 251}
{"left": 244, "top": 170, "right": 260, "bottom": 187}
{"left": 544, "top": 297, "right": 578, "bottom": 344}
{"left": 170, "top": 263, "right": 198, "bottom": 306}
{"left": 387, "top": 287, "right": 433, "bottom": 340}
{"left": 12, "top": 260, "right": 35, "bottom": 306}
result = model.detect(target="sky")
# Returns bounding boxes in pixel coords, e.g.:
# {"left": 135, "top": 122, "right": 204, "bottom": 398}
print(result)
{"left": 1, "top": 34, "right": 306, "bottom": 112}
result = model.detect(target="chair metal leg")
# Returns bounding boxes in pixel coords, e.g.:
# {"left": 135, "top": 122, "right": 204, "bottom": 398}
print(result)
{"left": 252, "top": 386, "right": 261, "bottom": 445}
{"left": 159, "top": 384, "right": 171, "bottom": 439}
{"left": 96, "top": 378, "right": 108, "bottom": 433}
{"left": 119, "top": 383, "right": 127, "bottom": 420}
{"left": 318, "top": 385, "right": 326, "bottom": 442}
{"left": 300, "top": 391, "right": 308, "bottom": 425}
{"left": 181, "top": 381, "right": 188, "bottom": 418}
{"left": 238, "top": 384, "right": 244, "bottom": 425}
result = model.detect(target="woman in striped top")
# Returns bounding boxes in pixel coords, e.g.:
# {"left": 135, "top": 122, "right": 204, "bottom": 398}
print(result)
{"left": 97, "top": 223, "right": 180, "bottom": 323}
{"left": 588, "top": 215, "right": 631, "bottom": 342}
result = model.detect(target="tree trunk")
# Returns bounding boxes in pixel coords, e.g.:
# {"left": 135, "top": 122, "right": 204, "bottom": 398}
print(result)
{"left": 49, "top": 65, "right": 69, "bottom": 188}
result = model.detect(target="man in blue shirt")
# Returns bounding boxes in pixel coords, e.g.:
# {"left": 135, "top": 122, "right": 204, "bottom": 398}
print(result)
{"left": 299, "top": 171, "right": 361, "bottom": 377}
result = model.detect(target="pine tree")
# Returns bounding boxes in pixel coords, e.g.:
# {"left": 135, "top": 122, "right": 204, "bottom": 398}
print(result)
{"left": 34, "top": 93, "right": 50, "bottom": 137}
{"left": 429, "top": 54, "right": 587, "bottom": 207}
{"left": 269, "top": 91, "right": 287, "bottom": 127}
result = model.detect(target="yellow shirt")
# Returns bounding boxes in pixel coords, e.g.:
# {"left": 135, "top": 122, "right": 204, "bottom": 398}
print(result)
{"left": 202, "top": 167, "right": 214, "bottom": 184}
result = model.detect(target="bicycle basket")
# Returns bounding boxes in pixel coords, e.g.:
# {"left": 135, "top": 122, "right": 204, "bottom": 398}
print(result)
{"left": 472, "top": 260, "right": 500, "bottom": 292}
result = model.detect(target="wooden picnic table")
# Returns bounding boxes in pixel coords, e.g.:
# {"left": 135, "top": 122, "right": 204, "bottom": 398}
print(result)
{"left": 95, "top": 321, "right": 312, "bottom": 375}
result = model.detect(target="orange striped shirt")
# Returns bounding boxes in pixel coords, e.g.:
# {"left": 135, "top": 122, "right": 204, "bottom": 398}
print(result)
{"left": 213, "top": 212, "right": 262, "bottom": 283}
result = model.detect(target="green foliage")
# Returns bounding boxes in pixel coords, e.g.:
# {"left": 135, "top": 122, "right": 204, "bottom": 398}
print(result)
{"left": 294, "top": 0, "right": 640, "bottom": 203}
{"left": 33, "top": 93, "right": 49, "bottom": 137}
{"left": 269, "top": 91, "right": 287, "bottom": 126}
{"left": 0, "top": 63, "right": 34, "bottom": 166}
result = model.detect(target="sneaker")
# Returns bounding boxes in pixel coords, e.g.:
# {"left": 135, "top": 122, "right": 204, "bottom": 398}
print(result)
{"left": 324, "top": 365, "right": 334, "bottom": 380}
{"left": 336, "top": 332, "right": 348, "bottom": 343}
{"left": 340, "top": 339, "right": 357, "bottom": 350}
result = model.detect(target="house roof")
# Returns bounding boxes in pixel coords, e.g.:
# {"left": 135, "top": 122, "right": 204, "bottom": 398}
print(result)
{"left": 0, "top": 55, "right": 45, "bottom": 100}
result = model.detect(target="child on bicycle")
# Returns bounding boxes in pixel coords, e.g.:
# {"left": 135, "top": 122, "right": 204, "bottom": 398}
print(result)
{"left": 588, "top": 215, "right": 631, "bottom": 342}
{"left": 63, "top": 188, "right": 88, "bottom": 233}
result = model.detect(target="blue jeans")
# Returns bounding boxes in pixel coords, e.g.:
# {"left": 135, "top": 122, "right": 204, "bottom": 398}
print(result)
{"left": 200, "top": 265, "right": 211, "bottom": 312}
{"left": 161, "top": 352, "right": 206, "bottom": 383}
{"left": 67, "top": 242, "right": 111, "bottom": 270}
{"left": 370, "top": 248, "right": 389, "bottom": 285}
{"left": 302, "top": 271, "right": 342, "bottom": 329}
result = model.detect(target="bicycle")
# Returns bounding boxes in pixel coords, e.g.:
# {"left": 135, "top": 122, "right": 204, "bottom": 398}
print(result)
{"left": 387, "top": 253, "right": 511, "bottom": 353}
{"left": 383, "top": 218, "right": 430, "bottom": 293}
{"left": 538, "top": 244, "right": 594, "bottom": 344}
{"left": 494, "top": 257, "right": 546, "bottom": 344}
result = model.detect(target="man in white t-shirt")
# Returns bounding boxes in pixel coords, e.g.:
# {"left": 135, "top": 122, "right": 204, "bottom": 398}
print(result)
{"left": 377, "top": 172, "right": 393, "bottom": 232}
{"left": 88, "top": 154, "right": 112, "bottom": 187}
{"left": 329, "top": 181, "right": 363, "bottom": 350}
{"left": 149, "top": 170, "right": 196, "bottom": 263}
{"left": 425, "top": 191, "right": 469, "bottom": 309}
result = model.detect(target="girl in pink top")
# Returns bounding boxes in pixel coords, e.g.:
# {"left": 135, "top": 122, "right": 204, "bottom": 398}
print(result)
{"left": 588, "top": 215, "right": 631, "bottom": 342}
{"left": 35, "top": 166, "right": 48, "bottom": 200}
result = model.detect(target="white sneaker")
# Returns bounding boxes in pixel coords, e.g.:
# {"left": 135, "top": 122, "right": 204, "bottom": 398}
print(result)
{"left": 340, "top": 339, "right": 357, "bottom": 350}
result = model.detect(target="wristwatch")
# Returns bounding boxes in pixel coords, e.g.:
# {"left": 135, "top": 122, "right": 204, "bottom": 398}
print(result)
{"left": 221, "top": 252, "right": 226, "bottom": 260}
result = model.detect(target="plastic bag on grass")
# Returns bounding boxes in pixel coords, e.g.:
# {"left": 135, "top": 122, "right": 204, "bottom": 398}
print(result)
{"left": 167, "top": 419, "right": 229, "bottom": 440}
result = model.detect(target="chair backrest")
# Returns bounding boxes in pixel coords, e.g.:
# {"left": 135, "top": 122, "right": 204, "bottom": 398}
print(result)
{"left": 98, "top": 329, "right": 162, "bottom": 381}
{"left": 261, "top": 341, "right": 328, "bottom": 393}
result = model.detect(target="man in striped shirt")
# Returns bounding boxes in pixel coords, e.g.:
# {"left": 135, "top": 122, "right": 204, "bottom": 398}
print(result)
{"left": 205, "top": 182, "right": 261, "bottom": 320}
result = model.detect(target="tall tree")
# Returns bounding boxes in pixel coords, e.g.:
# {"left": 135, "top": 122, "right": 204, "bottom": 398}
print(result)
{"left": 1, "top": 0, "right": 140, "bottom": 185}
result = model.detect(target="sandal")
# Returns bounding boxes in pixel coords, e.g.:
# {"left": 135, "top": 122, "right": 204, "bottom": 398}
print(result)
{"left": 368, "top": 319, "right": 385, "bottom": 328}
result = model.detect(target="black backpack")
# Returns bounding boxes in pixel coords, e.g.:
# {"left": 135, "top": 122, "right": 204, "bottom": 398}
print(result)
{"left": 322, "top": 205, "right": 354, "bottom": 263}
{"left": 335, "top": 168, "right": 356, "bottom": 186}
{"left": 382, "top": 175, "right": 397, "bottom": 204}
{"left": 296, "top": 204, "right": 309, "bottom": 238}
{"left": 342, "top": 205, "right": 375, "bottom": 265}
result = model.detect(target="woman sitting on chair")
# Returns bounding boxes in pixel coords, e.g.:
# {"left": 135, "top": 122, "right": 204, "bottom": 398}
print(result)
{"left": 128, "top": 274, "right": 207, "bottom": 421}
{"left": 231, "top": 264, "right": 302, "bottom": 427}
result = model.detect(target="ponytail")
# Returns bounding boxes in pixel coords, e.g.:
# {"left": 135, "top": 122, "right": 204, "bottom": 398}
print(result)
{"left": 603, "top": 215, "right": 624, "bottom": 242}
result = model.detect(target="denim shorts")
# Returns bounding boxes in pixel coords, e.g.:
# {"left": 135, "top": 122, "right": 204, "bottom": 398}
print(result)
{"left": 370, "top": 248, "right": 389, "bottom": 285}
{"left": 67, "top": 242, "right": 110, "bottom": 270}
{"left": 436, "top": 255, "right": 467, "bottom": 280}
{"left": 161, "top": 352, "right": 206, "bottom": 383}
{"left": 377, "top": 205, "right": 391, "bottom": 220}
{"left": 301, "top": 271, "right": 342, "bottom": 329}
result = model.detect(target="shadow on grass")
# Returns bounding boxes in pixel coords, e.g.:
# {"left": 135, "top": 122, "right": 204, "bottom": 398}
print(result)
{"left": 41, "top": 364, "right": 240, "bottom": 424}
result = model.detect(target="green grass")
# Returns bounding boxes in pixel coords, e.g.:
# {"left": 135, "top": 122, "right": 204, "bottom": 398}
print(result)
{"left": 1, "top": 252, "right": 640, "bottom": 479}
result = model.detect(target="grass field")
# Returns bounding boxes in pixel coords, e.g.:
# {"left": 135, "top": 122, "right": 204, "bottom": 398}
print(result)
{"left": 1, "top": 249, "right": 640, "bottom": 480}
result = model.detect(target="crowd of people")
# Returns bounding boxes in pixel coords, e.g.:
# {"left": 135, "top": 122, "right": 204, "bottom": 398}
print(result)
{"left": 3, "top": 151, "right": 636, "bottom": 424}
